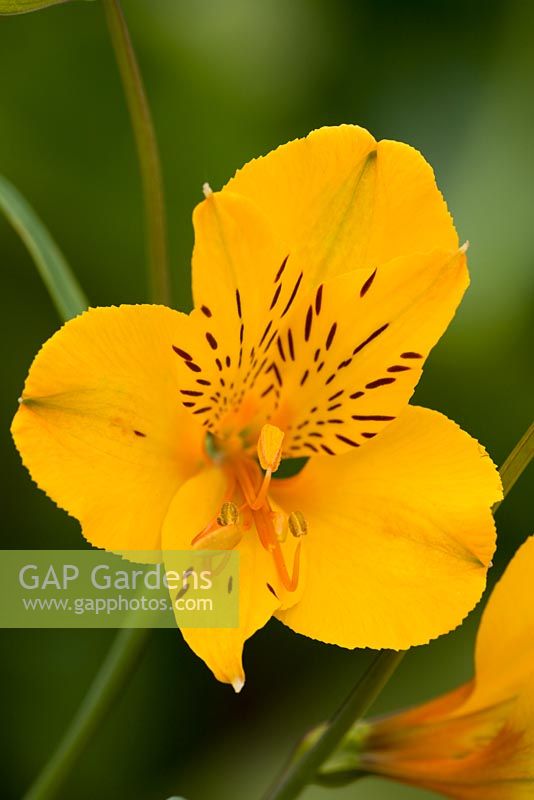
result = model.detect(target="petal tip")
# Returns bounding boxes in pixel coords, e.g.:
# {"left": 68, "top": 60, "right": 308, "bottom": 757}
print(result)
{"left": 231, "top": 676, "right": 245, "bottom": 694}
{"left": 202, "top": 182, "right": 213, "bottom": 198}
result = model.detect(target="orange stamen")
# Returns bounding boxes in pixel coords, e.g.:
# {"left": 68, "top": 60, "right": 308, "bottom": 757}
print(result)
{"left": 232, "top": 459, "right": 260, "bottom": 508}
{"left": 249, "top": 469, "right": 272, "bottom": 510}
{"left": 272, "top": 538, "right": 302, "bottom": 592}
{"left": 252, "top": 505, "right": 274, "bottom": 550}
{"left": 252, "top": 503, "right": 301, "bottom": 592}
{"left": 233, "top": 456, "right": 274, "bottom": 511}
{"left": 191, "top": 518, "right": 220, "bottom": 546}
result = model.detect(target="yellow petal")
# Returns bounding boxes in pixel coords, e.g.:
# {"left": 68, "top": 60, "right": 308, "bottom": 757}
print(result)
{"left": 180, "top": 190, "right": 303, "bottom": 437}
{"left": 267, "top": 248, "right": 468, "bottom": 456}
{"left": 162, "top": 466, "right": 283, "bottom": 688}
{"left": 186, "top": 152, "right": 462, "bottom": 446}
{"left": 11, "top": 305, "right": 206, "bottom": 550}
{"left": 192, "top": 189, "right": 286, "bottom": 321}
{"left": 463, "top": 537, "right": 534, "bottom": 713}
{"left": 271, "top": 406, "right": 502, "bottom": 649}
{"left": 186, "top": 130, "right": 461, "bottom": 441}
{"left": 226, "top": 125, "right": 458, "bottom": 288}
{"left": 191, "top": 189, "right": 288, "bottom": 366}
{"left": 185, "top": 193, "right": 467, "bottom": 448}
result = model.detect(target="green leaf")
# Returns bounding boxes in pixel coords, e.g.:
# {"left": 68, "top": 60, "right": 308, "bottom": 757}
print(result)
{"left": 0, "top": 0, "right": 92, "bottom": 15}
{"left": 0, "top": 175, "right": 87, "bottom": 320}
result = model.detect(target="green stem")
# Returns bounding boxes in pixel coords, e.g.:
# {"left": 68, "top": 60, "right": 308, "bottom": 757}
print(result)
{"left": 493, "top": 420, "right": 533, "bottom": 512}
{"left": 22, "top": 627, "right": 149, "bottom": 800}
{"left": 102, "top": 0, "right": 171, "bottom": 305}
{"left": 262, "top": 651, "right": 405, "bottom": 800}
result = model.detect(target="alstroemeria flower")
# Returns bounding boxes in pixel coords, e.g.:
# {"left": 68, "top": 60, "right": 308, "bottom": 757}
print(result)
{"left": 12, "top": 126, "right": 502, "bottom": 690}
{"left": 322, "top": 537, "right": 534, "bottom": 798}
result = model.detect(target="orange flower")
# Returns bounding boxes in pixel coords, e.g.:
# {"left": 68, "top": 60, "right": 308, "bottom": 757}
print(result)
{"left": 12, "top": 126, "right": 502, "bottom": 689}
{"left": 322, "top": 538, "right": 534, "bottom": 798}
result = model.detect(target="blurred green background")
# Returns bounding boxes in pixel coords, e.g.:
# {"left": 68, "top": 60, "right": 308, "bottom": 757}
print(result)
{"left": 1, "top": 0, "right": 532, "bottom": 798}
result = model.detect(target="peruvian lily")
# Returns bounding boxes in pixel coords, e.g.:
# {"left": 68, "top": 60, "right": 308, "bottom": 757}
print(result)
{"left": 319, "top": 537, "right": 534, "bottom": 798}
{"left": 12, "top": 125, "right": 502, "bottom": 690}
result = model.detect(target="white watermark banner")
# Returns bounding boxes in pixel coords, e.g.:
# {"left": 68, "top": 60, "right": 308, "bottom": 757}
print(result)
{"left": 0, "top": 550, "right": 239, "bottom": 628}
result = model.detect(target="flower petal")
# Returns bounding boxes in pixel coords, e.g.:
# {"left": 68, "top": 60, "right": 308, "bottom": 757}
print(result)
{"left": 369, "top": 682, "right": 475, "bottom": 741}
{"left": 226, "top": 125, "right": 458, "bottom": 288}
{"left": 267, "top": 247, "right": 468, "bottom": 457}
{"left": 11, "top": 305, "right": 206, "bottom": 550}
{"left": 192, "top": 190, "right": 287, "bottom": 325}
{"left": 185, "top": 128, "right": 461, "bottom": 440}
{"left": 465, "top": 537, "right": 534, "bottom": 713}
{"left": 185, "top": 196, "right": 467, "bottom": 448}
{"left": 271, "top": 406, "right": 502, "bottom": 649}
{"left": 179, "top": 190, "right": 304, "bottom": 436}
{"left": 162, "top": 466, "right": 284, "bottom": 689}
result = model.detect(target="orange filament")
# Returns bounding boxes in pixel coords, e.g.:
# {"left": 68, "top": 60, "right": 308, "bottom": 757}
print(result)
{"left": 249, "top": 470, "right": 272, "bottom": 510}
{"left": 191, "top": 471, "right": 236, "bottom": 546}
{"left": 191, "top": 518, "right": 220, "bottom": 546}
{"left": 236, "top": 458, "right": 303, "bottom": 592}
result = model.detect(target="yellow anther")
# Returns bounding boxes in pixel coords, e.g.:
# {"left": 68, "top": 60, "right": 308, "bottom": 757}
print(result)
{"left": 257, "top": 423, "right": 284, "bottom": 473}
{"left": 217, "top": 501, "right": 239, "bottom": 527}
{"left": 288, "top": 511, "right": 308, "bottom": 538}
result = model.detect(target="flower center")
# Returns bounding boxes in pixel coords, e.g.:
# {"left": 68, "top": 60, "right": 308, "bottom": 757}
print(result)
{"left": 193, "top": 424, "right": 306, "bottom": 592}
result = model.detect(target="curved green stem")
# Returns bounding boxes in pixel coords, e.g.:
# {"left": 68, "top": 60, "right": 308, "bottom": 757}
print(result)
{"left": 102, "top": 0, "right": 171, "bottom": 305}
{"left": 22, "top": 627, "right": 149, "bottom": 800}
{"left": 493, "top": 419, "right": 533, "bottom": 512}
{"left": 262, "top": 650, "right": 405, "bottom": 800}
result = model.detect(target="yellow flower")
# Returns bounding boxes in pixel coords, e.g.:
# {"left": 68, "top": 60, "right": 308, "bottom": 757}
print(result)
{"left": 11, "top": 125, "right": 502, "bottom": 690}
{"left": 327, "top": 537, "right": 534, "bottom": 798}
